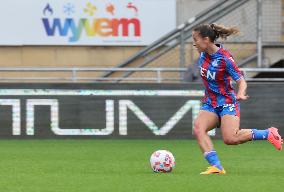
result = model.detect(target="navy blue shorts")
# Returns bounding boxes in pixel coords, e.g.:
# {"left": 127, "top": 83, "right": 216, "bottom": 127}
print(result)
{"left": 201, "top": 103, "right": 240, "bottom": 118}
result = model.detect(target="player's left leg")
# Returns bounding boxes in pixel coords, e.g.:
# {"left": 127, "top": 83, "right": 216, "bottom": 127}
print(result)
{"left": 195, "top": 105, "right": 226, "bottom": 174}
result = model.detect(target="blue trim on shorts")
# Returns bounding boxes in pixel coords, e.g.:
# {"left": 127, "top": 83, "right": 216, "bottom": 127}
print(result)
{"left": 201, "top": 103, "right": 240, "bottom": 118}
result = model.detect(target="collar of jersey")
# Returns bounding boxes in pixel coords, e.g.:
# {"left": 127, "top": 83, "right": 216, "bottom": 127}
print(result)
{"left": 206, "top": 43, "right": 224, "bottom": 59}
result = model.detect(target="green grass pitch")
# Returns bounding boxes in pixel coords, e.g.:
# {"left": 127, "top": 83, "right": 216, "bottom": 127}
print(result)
{"left": 0, "top": 140, "right": 283, "bottom": 192}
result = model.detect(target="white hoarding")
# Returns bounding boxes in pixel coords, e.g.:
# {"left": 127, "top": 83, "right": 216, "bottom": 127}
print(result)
{"left": 0, "top": 0, "right": 176, "bottom": 46}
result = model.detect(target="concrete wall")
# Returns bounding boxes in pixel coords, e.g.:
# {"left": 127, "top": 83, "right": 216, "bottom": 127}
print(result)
{"left": 262, "top": 0, "right": 282, "bottom": 42}
{"left": 178, "top": 0, "right": 282, "bottom": 42}
{"left": 0, "top": 46, "right": 141, "bottom": 68}
{"left": 176, "top": 0, "right": 218, "bottom": 25}
{"left": 282, "top": 0, "right": 284, "bottom": 41}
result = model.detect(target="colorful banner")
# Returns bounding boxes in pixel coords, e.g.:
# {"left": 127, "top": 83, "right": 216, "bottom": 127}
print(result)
{"left": 0, "top": 0, "right": 176, "bottom": 46}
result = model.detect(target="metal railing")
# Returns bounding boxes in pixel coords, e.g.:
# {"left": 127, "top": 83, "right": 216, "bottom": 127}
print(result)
{"left": 0, "top": 67, "right": 283, "bottom": 83}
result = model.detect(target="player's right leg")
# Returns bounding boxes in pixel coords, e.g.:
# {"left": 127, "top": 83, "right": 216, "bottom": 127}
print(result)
{"left": 267, "top": 127, "right": 283, "bottom": 150}
{"left": 219, "top": 103, "right": 282, "bottom": 150}
{"left": 193, "top": 106, "right": 225, "bottom": 174}
{"left": 220, "top": 115, "right": 283, "bottom": 150}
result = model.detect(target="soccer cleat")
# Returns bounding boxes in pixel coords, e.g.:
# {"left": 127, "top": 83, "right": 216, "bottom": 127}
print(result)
{"left": 268, "top": 127, "right": 283, "bottom": 150}
{"left": 200, "top": 166, "right": 226, "bottom": 175}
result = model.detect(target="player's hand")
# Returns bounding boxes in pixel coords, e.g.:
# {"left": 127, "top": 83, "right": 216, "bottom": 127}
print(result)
{"left": 236, "top": 94, "right": 249, "bottom": 101}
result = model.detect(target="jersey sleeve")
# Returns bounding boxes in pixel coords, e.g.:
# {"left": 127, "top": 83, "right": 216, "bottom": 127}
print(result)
{"left": 225, "top": 56, "right": 243, "bottom": 81}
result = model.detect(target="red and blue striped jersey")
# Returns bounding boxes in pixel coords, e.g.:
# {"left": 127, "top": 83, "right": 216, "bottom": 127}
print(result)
{"left": 198, "top": 44, "right": 243, "bottom": 107}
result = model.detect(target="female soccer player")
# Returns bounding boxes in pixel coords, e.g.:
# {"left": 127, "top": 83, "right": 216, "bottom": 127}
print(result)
{"left": 192, "top": 23, "right": 283, "bottom": 175}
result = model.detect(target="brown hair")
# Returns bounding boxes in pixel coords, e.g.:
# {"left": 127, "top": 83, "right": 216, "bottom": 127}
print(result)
{"left": 193, "top": 23, "right": 239, "bottom": 42}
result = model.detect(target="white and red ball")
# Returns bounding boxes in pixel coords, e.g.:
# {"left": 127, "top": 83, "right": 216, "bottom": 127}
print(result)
{"left": 150, "top": 150, "right": 176, "bottom": 173}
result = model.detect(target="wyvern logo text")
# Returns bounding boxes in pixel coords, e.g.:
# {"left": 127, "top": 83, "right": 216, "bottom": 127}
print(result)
{"left": 42, "top": 2, "right": 141, "bottom": 42}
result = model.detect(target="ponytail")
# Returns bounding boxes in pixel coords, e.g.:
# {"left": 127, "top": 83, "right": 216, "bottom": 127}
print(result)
{"left": 193, "top": 23, "right": 239, "bottom": 42}
{"left": 210, "top": 23, "right": 239, "bottom": 40}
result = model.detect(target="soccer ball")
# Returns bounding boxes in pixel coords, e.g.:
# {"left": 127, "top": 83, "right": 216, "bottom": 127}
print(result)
{"left": 150, "top": 150, "right": 176, "bottom": 173}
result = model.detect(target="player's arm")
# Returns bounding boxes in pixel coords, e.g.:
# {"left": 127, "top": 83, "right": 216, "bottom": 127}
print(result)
{"left": 225, "top": 57, "right": 249, "bottom": 101}
{"left": 236, "top": 78, "right": 249, "bottom": 101}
